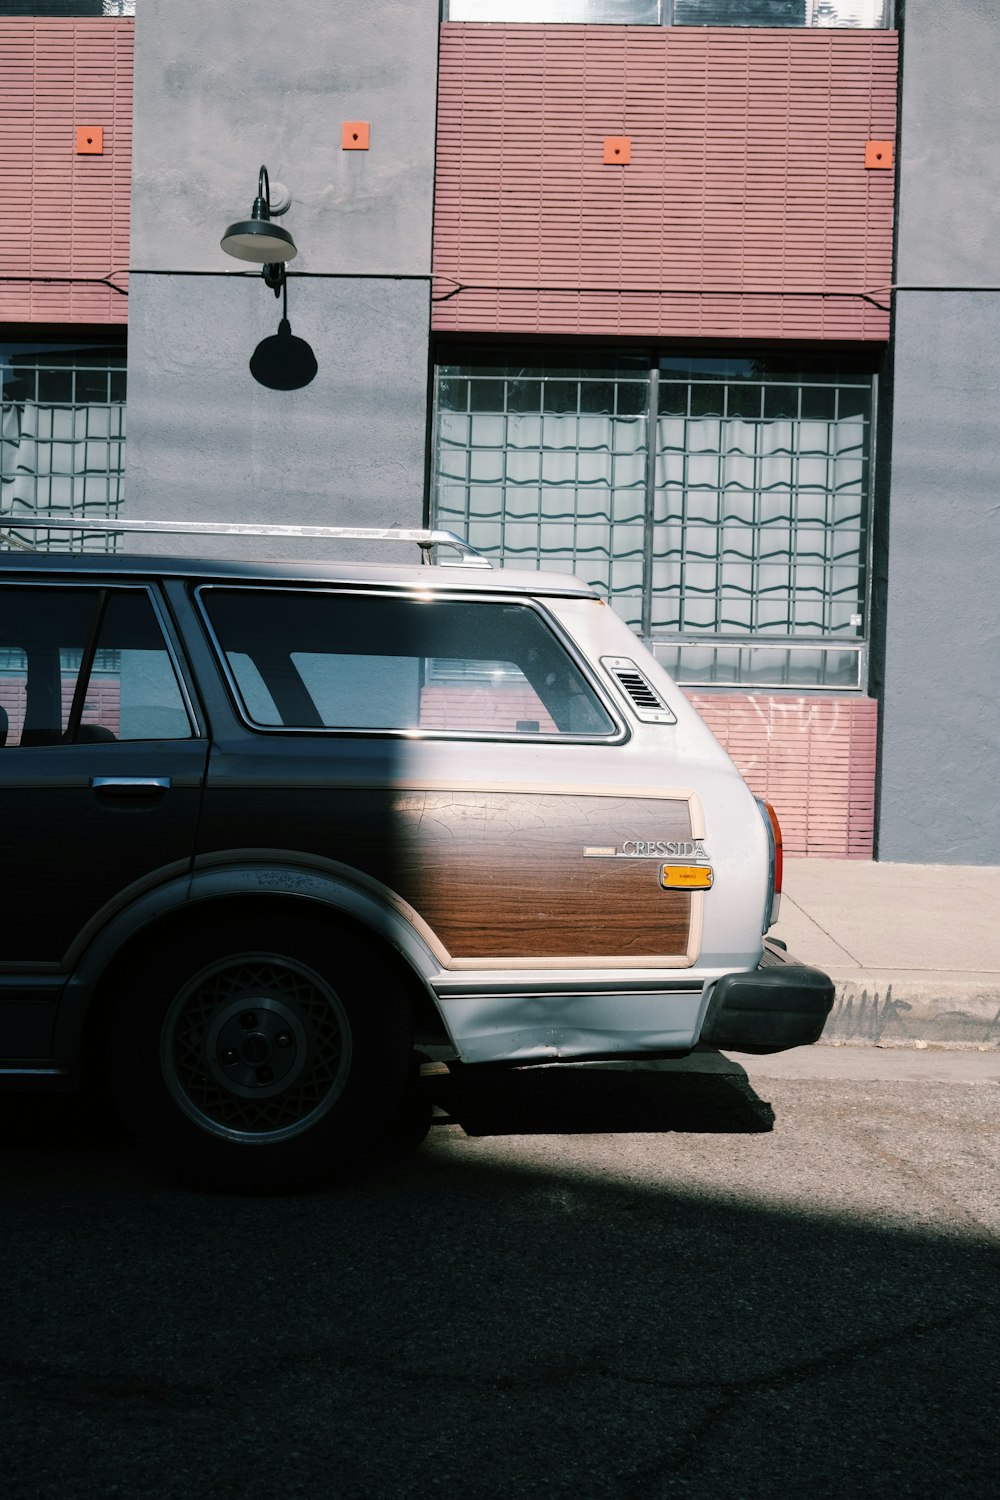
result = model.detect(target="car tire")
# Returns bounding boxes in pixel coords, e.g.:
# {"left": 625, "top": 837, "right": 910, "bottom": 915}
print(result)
{"left": 106, "top": 909, "right": 413, "bottom": 1193}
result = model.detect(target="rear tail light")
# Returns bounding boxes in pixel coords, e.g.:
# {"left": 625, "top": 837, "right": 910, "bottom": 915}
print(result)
{"left": 756, "top": 799, "right": 783, "bottom": 929}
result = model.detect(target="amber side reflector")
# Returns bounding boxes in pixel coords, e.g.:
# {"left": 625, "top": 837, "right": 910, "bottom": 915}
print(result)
{"left": 761, "top": 802, "right": 784, "bottom": 895}
{"left": 660, "top": 864, "right": 714, "bottom": 890}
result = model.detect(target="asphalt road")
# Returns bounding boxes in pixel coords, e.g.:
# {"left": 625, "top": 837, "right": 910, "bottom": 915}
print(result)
{"left": 2, "top": 1048, "right": 998, "bottom": 1500}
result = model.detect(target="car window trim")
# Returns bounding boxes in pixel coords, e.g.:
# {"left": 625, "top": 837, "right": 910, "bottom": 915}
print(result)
{"left": 64, "top": 588, "right": 109, "bottom": 744}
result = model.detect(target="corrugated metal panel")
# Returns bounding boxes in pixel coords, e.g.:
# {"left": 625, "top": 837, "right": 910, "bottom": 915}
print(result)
{"left": 433, "top": 24, "right": 898, "bottom": 341}
{"left": 0, "top": 18, "right": 132, "bottom": 325}
{"left": 686, "top": 692, "right": 878, "bottom": 858}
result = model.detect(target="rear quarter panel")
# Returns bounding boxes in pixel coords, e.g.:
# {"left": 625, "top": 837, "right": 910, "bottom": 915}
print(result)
{"left": 194, "top": 593, "right": 769, "bottom": 979}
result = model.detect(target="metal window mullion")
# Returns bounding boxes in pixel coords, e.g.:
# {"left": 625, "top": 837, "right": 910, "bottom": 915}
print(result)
{"left": 70, "top": 400, "right": 80, "bottom": 522}
{"left": 500, "top": 380, "right": 509, "bottom": 564}
{"left": 714, "top": 385, "right": 726, "bottom": 635}
{"left": 859, "top": 373, "right": 877, "bottom": 691}
{"left": 678, "top": 384, "right": 692, "bottom": 634}
{"left": 534, "top": 380, "right": 543, "bottom": 574}
{"left": 751, "top": 390, "right": 763, "bottom": 635}
{"left": 823, "top": 406, "right": 835, "bottom": 639}
{"left": 572, "top": 381, "right": 581, "bottom": 583}
{"left": 608, "top": 380, "right": 618, "bottom": 605}
{"left": 789, "top": 385, "right": 802, "bottom": 638}
{"left": 640, "top": 367, "right": 658, "bottom": 640}
{"left": 463, "top": 378, "right": 473, "bottom": 551}
{"left": 536, "top": 381, "right": 542, "bottom": 573}
{"left": 429, "top": 365, "right": 441, "bottom": 530}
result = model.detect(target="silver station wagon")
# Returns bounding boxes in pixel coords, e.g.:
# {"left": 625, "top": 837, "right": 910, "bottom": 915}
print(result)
{"left": 0, "top": 522, "right": 833, "bottom": 1190}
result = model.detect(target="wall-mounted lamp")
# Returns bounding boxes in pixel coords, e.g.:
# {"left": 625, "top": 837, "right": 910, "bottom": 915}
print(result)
{"left": 220, "top": 165, "right": 297, "bottom": 296}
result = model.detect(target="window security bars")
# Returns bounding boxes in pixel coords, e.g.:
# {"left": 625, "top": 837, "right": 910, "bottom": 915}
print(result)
{"left": 444, "top": 2, "right": 891, "bottom": 27}
{"left": 433, "top": 358, "right": 875, "bottom": 690}
{"left": 0, "top": 349, "right": 126, "bottom": 553}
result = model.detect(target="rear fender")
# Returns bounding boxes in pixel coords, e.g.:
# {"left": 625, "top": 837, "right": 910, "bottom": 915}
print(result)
{"left": 57, "top": 858, "right": 446, "bottom": 1061}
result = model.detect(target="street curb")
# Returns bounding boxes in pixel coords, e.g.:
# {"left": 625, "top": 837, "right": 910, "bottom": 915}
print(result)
{"left": 821, "top": 975, "right": 1000, "bottom": 1047}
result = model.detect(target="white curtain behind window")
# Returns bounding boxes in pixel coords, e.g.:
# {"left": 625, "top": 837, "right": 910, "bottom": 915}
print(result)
{"left": 654, "top": 413, "right": 866, "bottom": 635}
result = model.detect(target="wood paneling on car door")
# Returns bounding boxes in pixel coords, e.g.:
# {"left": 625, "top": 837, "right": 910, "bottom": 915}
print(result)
{"left": 386, "top": 790, "right": 696, "bottom": 965}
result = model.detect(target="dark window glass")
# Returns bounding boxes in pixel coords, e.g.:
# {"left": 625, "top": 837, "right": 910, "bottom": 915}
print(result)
{"left": 615, "top": 382, "right": 648, "bottom": 416}
{"left": 763, "top": 385, "right": 800, "bottom": 420}
{"left": 0, "top": 5, "right": 134, "bottom": 15}
{"left": 726, "top": 385, "right": 764, "bottom": 419}
{"left": 579, "top": 381, "right": 617, "bottom": 416}
{"left": 0, "top": 586, "right": 189, "bottom": 747}
{"left": 542, "top": 381, "right": 581, "bottom": 416}
{"left": 467, "top": 379, "right": 506, "bottom": 413}
{"left": 200, "top": 588, "right": 616, "bottom": 739}
{"left": 507, "top": 379, "right": 543, "bottom": 414}
{"left": 673, "top": 0, "right": 806, "bottom": 22}
{"left": 436, "top": 377, "right": 469, "bottom": 414}
{"left": 836, "top": 386, "right": 869, "bottom": 420}
{"left": 689, "top": 384, "right": 725, "bottom": 418}
{"left": 799, "top": 386, "right": 839, "bottom": 421}
{"left": 35, "top": 369, "right": 73, "bottom": 403}
{"left": 658, "top": 383, "right": 689, "bottom": 418}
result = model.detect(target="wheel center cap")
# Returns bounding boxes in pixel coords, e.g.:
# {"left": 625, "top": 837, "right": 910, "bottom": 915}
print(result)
{"left": 240, "top": 1031, "right": 273, "bottom": 1066}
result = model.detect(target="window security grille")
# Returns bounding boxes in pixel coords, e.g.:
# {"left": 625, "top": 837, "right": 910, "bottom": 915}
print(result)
{"left": 0, "top": 347, "right": 126, "bottom": 553}
{"left": 433, "top": 356, "right": 875, "bottom": 690}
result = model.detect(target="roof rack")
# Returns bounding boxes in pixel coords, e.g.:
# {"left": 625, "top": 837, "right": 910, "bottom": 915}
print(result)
{"left": 0, "top": 518, "right": 493, "bottom": 568}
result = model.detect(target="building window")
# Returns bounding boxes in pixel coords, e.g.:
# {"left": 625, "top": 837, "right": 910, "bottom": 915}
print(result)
{"left": 1, "top": 342, "right": 126, "bottom": 552}
{"left": 443, "top": 2, "right": 891, "bottom": 27}
{"left": 433, "top": 352, "right": 875, "bottom": 690}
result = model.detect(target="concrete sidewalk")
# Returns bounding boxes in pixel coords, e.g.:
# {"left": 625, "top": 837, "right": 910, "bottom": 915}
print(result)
{"left": 771, "top": 860, "right": 1000, "bottom": 1048}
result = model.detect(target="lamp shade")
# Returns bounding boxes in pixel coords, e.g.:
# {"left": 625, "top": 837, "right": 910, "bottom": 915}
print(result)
{"left": 220, "top": 218, "right": 297, "bottom": 265}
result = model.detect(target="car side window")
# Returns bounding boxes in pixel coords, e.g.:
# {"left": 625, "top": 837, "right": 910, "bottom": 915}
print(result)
{"left": 199, "top": 586, "right": 617, "bottom": 738}
{"left": 0, "top": 585, "right": 193, "bottom": 747}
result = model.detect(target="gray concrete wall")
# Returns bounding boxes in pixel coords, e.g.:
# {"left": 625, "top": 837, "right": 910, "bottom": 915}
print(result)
{"left": 125, "top": 274, "right": 432, "bottom": 553}
{"left": 130, "top": 0, "right": 439, "bottom": 276}
{"left": 125, "top": 0, "right": 439, "bottom": 550}
{"left": 879, "top": 0, "right": 1000, "bottom": 862}
{"left": 894, "top": 0, "right": 1000, "bottom": 288}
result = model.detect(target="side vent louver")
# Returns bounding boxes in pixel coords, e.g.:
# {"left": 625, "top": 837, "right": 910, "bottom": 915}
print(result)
{"left": 601, "top": 658, "right": 677, "bottom": 725}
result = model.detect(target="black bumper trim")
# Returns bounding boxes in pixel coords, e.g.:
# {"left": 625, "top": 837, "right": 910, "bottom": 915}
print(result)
{"left": 699, "top": 957, "right": 834, "bottom": 1054}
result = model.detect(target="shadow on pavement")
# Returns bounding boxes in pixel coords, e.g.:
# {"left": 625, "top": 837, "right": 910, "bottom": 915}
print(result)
{"left": 430, "top": 1060, "right": 775, "bottom": 1137}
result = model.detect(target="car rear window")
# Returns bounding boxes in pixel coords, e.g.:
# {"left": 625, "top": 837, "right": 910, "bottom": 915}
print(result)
{"left": 198, "top": 587, "right": 617, "bottom": 738}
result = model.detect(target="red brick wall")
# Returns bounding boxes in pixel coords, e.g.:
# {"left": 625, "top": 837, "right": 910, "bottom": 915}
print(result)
{"left": 0, "top": 18, "right": 133, "bottom": 325}
{"left": 434, "top": 24, "right": 898, "bottom": 341}
{"left": 687, "top": 692, "right": 877, "bottom": 859}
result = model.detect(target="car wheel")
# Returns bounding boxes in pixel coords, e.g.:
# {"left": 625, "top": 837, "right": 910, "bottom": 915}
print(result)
{"left": 106, "top": 911, "right": 413, "bottom": 1192}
